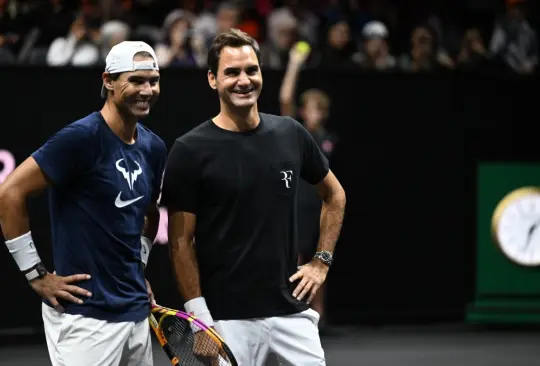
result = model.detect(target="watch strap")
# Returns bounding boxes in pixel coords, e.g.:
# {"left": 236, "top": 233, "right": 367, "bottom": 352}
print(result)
{"left": 25, "top": 268, "right": 41, "bottom": 281}
{"left": 24, "top": 262, "right": 47, "bottom": 282}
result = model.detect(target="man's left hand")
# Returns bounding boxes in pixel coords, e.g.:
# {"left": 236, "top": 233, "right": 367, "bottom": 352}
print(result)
{"left": 289, "top": 260, "right": 329, "bottom": 304}
{"left": 145, "top": 278, "right": 156, "bottom": 305}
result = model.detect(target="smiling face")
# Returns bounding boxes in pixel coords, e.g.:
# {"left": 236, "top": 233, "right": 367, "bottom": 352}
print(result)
{"left": 103, "top": 53, "right": 160, "bottom": 119}
{"left": 208, "top": 45, "right": 262, "bottom": 110}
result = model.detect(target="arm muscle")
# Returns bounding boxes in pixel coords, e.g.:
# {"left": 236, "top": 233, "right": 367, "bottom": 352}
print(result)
{"left": 0, "top": 157, "right": 49, "bottom": 239}
{"left": 168, "top": 210, "right": 201, "bottom": 301}
{"left": 315, "top": 170, "right": 346, "bottom": 254}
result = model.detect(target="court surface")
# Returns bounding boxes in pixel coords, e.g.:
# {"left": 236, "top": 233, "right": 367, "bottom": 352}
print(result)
{"left": 1, "top": 324, "right": 539, "bottom": 365}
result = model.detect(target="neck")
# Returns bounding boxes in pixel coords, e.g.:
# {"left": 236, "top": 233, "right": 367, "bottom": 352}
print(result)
{"left": 214, "top": 103, "right": 260, "bottom": 132}
{"left": 100, "top": 100, "right": 138, "bottom": 144}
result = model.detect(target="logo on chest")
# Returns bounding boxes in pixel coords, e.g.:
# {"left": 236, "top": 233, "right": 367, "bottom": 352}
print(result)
{"left": 114, "top": 158, "right": 145, "bottom": 208}
{"left": 280, "top": 170, "right": 293, "bottom": 188}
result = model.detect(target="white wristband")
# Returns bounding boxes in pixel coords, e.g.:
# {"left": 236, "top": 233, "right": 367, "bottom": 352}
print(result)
{"left": 184, "top": 297, "right": 214, "bottom": 332}
{"left": 140, "top": 236, "right": 153, "bottom": 268}
{"left": 5, "top": 231, "right": 41, "bottom": 271}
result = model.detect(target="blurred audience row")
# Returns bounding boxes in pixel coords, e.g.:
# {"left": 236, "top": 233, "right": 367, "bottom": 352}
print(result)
{"left": 0, "top": 0, "right": 537, "bottom": 74}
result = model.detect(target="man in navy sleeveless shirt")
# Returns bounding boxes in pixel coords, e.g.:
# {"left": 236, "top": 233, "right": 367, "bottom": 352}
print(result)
{"left": 0, "top": 41, "right": 167, "bottom": 366}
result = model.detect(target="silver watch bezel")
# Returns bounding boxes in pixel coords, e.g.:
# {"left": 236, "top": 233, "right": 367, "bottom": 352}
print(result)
{"left": 314, "top": 251, "right": 333, "bottom": 266}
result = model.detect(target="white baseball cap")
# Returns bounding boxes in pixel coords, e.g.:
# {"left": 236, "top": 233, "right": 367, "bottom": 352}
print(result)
{"left": 362, "top": 21, "right": 389, "bottom": 39}
{"left": 101, "top": 41, "right": 159, "bottom": 98}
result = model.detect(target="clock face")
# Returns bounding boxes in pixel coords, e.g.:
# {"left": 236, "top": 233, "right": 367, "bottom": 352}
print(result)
{"left": 492, "top": 188, "right": 540, "bottom": 266}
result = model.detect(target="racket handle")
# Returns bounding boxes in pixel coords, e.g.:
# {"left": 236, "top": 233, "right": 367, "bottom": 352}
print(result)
{"left": 149, "top": 312, "right": 179, "bottom": 366}
{"left": 162, "top": 343, "right": 180, "bottom": 366}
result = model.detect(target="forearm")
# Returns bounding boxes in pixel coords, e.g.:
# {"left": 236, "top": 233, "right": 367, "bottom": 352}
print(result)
{"left": 280, "top": 61, "right": 301, "bottom": 102}
{"left": 279, "top": 61, "right": 302, "bottom": 116}
{"left": 316, "top": 191, "right": 346, "bottom": 254}
{"left": 170, "top": 236, "right": 214, "bottom": 329}
{"left": 142, "top": 204, "right": 160, "bottom": 241}
{"left": 139, "top": 204, "right": 160, "bottom": 269}
{"left": 0, "top": 191, "right": 43, "bottom": 273}
{"left": 169, "top": 237, "right": 201, "bottom": 302}
{"left": 0, "top": 191, "right": 31, "bottom": 240}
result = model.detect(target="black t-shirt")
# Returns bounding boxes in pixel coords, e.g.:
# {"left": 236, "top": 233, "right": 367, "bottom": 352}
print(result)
{"left": 161, "top": 113, "right": 329, "bottom": 320}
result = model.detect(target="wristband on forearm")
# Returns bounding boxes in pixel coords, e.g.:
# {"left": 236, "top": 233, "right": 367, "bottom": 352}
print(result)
{"left": 184, "top": 297, "right": 214, "bottom": 332}
{"left": 140, "top": 236, "right": 153, "bottom": 268}
{"left": 5, "top": 231, "right": 41, "bottom": 271}
{"left": 5, "top": 231, "right": 46, "bottom": 282}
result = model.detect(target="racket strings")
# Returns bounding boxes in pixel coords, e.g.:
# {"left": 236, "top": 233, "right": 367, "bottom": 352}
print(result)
{"left": 160, "top": 315, "right": 231, "bottom": 365}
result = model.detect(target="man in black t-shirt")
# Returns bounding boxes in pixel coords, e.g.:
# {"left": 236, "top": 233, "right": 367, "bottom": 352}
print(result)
{"left": 161, "top": 29, "right": 346, "bottom": 366}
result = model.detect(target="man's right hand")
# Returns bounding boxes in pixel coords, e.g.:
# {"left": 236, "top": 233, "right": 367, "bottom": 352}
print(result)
{"left": 30, "top": 273, "right": 92, "bottom": 312}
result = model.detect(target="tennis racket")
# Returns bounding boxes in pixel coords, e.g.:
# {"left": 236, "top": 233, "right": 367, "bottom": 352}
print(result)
{"left": 149, "top": 304, "right": 237, "bottom": 366}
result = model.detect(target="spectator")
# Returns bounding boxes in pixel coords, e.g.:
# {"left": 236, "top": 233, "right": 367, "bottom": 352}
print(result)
{"left": 268, "top": 0, "right": 319, "bottom": 46}
{"left": 322, "top": 0, "right": 373, "bottom": 40}
{"left": 456, "top": 28, "right": 489, "bottom": 71}
{"left": 46, "top": 13, "right": 101, "bottom": 67}
{"left": 399, "top": 25, "right": 453, "bottom": 72}
{"left": 261, "top": 6, "right": 299, "bottom": 69}
{"left": 193, "top": 1, "right": 240, "bottom": 48}
{"left": 228, "top": 2, "right": 262, "bottom": 41}
{"left": 317, "top": 18, "right": 359, "bottom": 69}
{"left": 489, "top": 0, "right": 537, "bottom": 74}
{"left": 0, "top": 0, "right": 535, "bottom": 75}
{"left": 356, "top": 20, "right": 396, "bottom": 71}
{"left": 189, "top": 28, "right": 208, "bottom": 68}
{"left": 0, "top": 0, "right": 20, "bottom": 64}
{"left": 99, "top": 20, "right": 131, "bottom": 65}
{"left": 155, "top": 9, "right": 197, "bottom": 68}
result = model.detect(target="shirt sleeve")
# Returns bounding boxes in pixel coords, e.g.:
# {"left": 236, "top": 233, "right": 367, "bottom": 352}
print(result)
{"left": 160, "top": 140, "right": 199, "bottom": 214}
{"left": 294, "top": 119, "right": 330, "bottom": 185}
{"left": 32, "top": 123, "right": 94, "bottom": 187}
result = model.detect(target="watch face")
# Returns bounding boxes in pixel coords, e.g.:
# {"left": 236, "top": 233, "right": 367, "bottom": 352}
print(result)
{"left": 492, "top": 187, "right": 540, "bottom": 266}
{"left": 317, "top": 252, "right": 331, "bottom": 263}
{"left": 37, "top": 263, "right": 48, "bottom": 276}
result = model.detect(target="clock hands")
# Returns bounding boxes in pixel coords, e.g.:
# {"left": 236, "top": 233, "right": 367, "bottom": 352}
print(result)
{"left": 524, "top": 219, "right": 540, "bottom": 252}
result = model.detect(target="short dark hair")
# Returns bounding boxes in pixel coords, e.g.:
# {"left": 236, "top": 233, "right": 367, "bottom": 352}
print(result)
{"left": 207, "top": 28, "right": 261, "bottom": 75}
{"left": 134, "top": 51, "right": 154, "bottom": 59}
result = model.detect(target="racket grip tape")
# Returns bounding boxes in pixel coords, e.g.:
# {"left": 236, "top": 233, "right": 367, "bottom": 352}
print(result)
{"left": 162, "top": 342, "right": 179, "bottom": 366}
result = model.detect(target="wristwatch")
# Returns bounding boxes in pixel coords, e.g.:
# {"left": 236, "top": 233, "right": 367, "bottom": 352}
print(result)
{"left": 24, "top": 262, "right": 48, "bottom": 282}
{"left": 313, "top": 251, "right": 333, "bottom": 267}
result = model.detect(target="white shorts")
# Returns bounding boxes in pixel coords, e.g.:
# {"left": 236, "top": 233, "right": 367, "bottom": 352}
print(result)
{"left": 42, "top": 303, "right": 152, "bottom": 366}
{"left": 214, "top": 308, "right": 325, "bottom": 366}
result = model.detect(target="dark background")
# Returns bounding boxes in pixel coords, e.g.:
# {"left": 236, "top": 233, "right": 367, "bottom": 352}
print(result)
{"left": 0, "top": 66, "right": 538, "bottom": 332}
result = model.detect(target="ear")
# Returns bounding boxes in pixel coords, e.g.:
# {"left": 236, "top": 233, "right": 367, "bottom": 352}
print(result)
{"left": 102, "top": 72, "right": 114, "bottom": 93}
{"left": 207, "top": 70, "right": 217, "bottom": 90}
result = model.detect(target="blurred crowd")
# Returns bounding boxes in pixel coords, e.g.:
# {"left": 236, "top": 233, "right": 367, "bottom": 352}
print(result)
{"left": 0, "top": 0, "right": 537, "bottom": 74}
